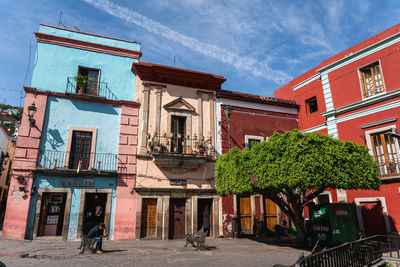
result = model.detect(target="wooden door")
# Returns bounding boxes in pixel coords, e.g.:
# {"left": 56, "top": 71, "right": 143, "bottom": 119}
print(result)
{"left": 69, "top": 131, "right": 92, "bottom": 170}
{"left": 239, "top": 196, "right": 252, "bottom": 234}
{"left": 361, "top": 201, "right": 387, "bottom": 236}
{"left": 169, "top": 198, "right": 186, "bottom": 239}
{"left": 264, "top": 198, "right": 278, "bottom": 231}
{"left": 141, "top": 198, "right": 157, "bottom": 238}
{"left": 38, "top": 193, "right": 67, "bottom": 236}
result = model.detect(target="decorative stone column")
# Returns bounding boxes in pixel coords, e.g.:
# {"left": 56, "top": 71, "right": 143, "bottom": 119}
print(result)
{"left": 140, "top": 84, "right": 150, "bottom": 154}
{"left": 208, "top": 93, "right": 215, "bottom": 147}
{"left": 154, "top": 88, "right": 162, "bottom": 137}
{"left": 196, "top": 91, "right": 203, "bottom": 138}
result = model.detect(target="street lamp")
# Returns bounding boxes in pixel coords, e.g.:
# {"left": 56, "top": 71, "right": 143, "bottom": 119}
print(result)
{"left": 224, "top": 105, "right": 233, "bottom": 151}
{"left": 27, "top": 102, "right": 37, "bottom": 128}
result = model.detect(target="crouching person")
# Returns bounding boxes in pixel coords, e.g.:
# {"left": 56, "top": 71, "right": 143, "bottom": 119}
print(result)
{"left": 87, "top": 223, "right": 107, "bottom": 254}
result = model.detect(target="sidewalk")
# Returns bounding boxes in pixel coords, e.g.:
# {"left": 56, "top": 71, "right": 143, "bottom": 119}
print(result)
{"left": 0, "top": 237, "right": 306, "bottom": 267}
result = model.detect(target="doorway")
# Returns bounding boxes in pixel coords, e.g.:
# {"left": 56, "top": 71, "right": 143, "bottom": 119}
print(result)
{"left": 171, "top": 116, "right": 186, "bottom": 153}
{"left": 169, "top": 198, "right": 186, "bottom": 239}
{"left": 360, "top": 201, "right": 387, "bottom": 236}
{"left": 141, "top": 198, "right": 158, "bottom": 238}
{"left": 82, "top": 193, "right": 107, "bottom": 235}
{"left": 198, "top": 199, "right": 213, "bottom": 236}
{"left": 264, "top": 198, "right": 278, "bottom": 232}
{"left": 238, "top": 196, "right": 252, "bottom": 234}
{"left": 37, "top": 193, "right": 67, "bottom": 236}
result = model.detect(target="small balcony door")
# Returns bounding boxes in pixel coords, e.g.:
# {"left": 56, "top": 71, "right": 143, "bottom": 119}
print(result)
{"left": 171, "top": 116, "right": 186, "bottom": 153}
{"left": 69, "top": 131, "right": 92, "bottom": 170}
{"left": 77, "top": 66, "right": 100, "bottom": 95}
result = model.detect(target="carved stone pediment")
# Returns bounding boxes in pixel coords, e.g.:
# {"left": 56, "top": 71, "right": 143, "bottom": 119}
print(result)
{"left": 163, "top": 97, "right": 196, "bottom": 113}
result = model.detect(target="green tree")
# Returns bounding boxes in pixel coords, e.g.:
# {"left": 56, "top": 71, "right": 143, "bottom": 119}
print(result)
{"left": 215, "top": 130, "right": 381, "bottom": 246}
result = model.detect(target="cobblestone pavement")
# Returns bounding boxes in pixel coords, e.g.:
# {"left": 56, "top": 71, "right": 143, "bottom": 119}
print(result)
{"left": 0, "top": 237, "right": 307, "bottom": 267}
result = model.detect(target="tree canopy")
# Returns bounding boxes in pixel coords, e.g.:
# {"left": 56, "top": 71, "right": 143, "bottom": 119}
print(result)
{"left": 215, "top": 130, "right": 381, "bottom": 244}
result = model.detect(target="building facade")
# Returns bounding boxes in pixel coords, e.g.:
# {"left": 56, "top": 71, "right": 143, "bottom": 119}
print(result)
{"left": 275, "top": 24, "right": 400, "bottom": 236}
{"left": 0, "top": 127, "right": 15, "bottom": 229}
{"left": 132, "top": 62, "right": 225, "bottom": 239}
{"left": 2, "top": 24, "right": 141, "bottom": 240}
{"left": 216, "top": 90, "right": 299, "bottom": 237}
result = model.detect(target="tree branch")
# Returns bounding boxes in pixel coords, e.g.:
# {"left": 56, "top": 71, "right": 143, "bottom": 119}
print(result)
{"left": 302, "top": 188, "right": 326, "bottom": 205}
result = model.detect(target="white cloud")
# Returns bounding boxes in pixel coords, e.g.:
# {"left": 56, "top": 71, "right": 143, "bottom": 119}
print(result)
{"left": 82, "top": 0, "right": 292, "bottom": 84}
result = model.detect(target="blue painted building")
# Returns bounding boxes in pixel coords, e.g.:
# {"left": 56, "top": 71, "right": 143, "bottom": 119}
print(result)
{"left": 22, "top": 24, "right": 141, "bottom": 240}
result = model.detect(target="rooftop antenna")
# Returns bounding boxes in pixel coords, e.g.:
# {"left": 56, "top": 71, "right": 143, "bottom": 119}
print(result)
{"left": 173, "top": 56, "right": 176, "bottom": 67}
{"left": 58, "top": 11, "right": 63, "bottom": 27}
{"left": 74, "top": 26, "right": 80, "bottom": 31}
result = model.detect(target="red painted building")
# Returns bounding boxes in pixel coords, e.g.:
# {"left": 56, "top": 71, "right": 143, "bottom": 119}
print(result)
{"left": 275, "top": 24, "right": 400, "bottom": 236}
{"left": 216, "top": 90, "right": 299, "bottom": 237}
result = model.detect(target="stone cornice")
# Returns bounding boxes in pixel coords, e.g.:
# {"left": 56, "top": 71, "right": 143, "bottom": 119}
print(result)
{"left": 35, "top": 32, "right": 142, "bottom": 59}
{"left": 321, "top": 89, "right": 400, "bottom": 118}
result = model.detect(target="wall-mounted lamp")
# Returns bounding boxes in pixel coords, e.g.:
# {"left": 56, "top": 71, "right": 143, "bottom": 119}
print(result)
{"left": 27, "top": 102, "right": 37, "bottom": 128}
{"left": 385, "top": 132, "right": 400, "bottom": 140}
{"left": 0, "top": 151, "right": 9, "bottom": 166}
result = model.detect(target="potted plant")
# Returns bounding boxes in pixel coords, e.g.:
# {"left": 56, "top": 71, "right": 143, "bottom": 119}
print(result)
{"left": 75, "top": 74, "right": 88, "bottom": 94}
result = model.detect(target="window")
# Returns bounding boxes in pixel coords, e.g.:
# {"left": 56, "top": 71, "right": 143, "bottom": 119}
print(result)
{"left": 245, "top": 135, "right": 264, "bottom": 149}
{"left": 317, "top": 194, "right": 330, "bottom": 204}
{"left": 76, "top": 66, "right": 100, "bottom": 95}
{"left": 171, "top": 116, "right": 186, "bottom": 153}
{"left": 305, "top": 97, "right": 318, "bottom": 114}
{"left": 360, "top": 62, "right": 385, "bottom": 98}
{"left": 68, "top": 131, "right": 93, "bottom": 170}
{"left": 370, "top": 132, "right": 399, "bottom": 178}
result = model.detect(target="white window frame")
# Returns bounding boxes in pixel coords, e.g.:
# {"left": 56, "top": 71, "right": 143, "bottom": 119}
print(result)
{"left": 245, "top": 135, "right": 264, "bottom": 149}
{"left": 65, "top": 126, "right": 97, "bottom": 169}
{"left": 364, "top": 125, "right": 400, "bottom": 157}
{"left": 313, "top": 190, "right": 332, "bottom": 204}
{"left": 357, "top": 59, "right": 387, "bottom": 100}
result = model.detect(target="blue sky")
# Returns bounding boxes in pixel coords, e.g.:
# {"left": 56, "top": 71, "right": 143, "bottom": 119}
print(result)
{"left": 0, "top": 0, "right": 399, "bottom": 106}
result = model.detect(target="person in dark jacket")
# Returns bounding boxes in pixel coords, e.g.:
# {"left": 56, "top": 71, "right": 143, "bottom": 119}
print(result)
{"left": 87, "top": 223, "right": 107, "bottom": 254}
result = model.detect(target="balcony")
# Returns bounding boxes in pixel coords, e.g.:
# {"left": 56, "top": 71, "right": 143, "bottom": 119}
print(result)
{"left": 65, "top": 77, "right": 119, "bottom": 101}
{"left": 37, "top": 150, "right": 118, "bottom": 174}
{"left": 146, "top": 135, "right": 216, "bottom": 174}
{"left": 377, "top": 159, "right": 400, "bottom": 179}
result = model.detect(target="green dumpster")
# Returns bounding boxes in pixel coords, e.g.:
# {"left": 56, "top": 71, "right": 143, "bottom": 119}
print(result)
{"left": 309, "top": 203, "right": 358, "bottom": 247}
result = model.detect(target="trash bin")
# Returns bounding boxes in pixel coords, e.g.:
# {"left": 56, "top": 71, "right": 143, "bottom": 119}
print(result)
{"left": 309, "top": 203, "right": 358, "bottom": 247}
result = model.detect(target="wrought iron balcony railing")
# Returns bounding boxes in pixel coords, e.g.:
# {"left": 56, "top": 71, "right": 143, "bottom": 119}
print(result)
{"left": 377, "top": 158, "right": 400, "bottom": 179}
{"left": 37, "top": 150, "right": 118, "bottom": 172}
{"left": 148, "top": 135, "right": 215, "bottom": 156}
{"left": 66, "top": 77, "right": 119, "bottom": 100}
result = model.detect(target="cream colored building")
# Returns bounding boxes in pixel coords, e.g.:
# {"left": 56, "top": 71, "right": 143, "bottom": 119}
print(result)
{"left": 132, "top": 62, "right": 226, "bottom": 239}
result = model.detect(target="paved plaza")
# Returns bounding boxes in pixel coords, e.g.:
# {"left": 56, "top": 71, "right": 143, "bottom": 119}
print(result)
{"left": 0, "top": 236, "right": 306, "bottom": 267}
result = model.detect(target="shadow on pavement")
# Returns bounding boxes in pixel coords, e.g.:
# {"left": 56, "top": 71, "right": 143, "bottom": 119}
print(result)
{"left": 102, "top": 249, "right": 127, "bottom": 253}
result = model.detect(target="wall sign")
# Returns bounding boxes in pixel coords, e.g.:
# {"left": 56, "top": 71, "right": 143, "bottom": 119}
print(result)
{"left": 171, "top": 192, "right": 186, "bottom": 198}
{"left": 59, "top": 178, "right": 94, "bottom": 187}
{"left": 47, "top": 215, "right": 59, "bottom": 225}
{"left": 170, "top": 179, "right": 187, "bottom": 185}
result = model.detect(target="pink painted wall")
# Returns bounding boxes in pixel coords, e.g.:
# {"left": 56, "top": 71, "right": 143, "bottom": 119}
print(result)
{"left": 113, "top": 103, "right": 140, "bottom": 240}
{"left": 2, "top": 90, "right": 47, "bottom": 239}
